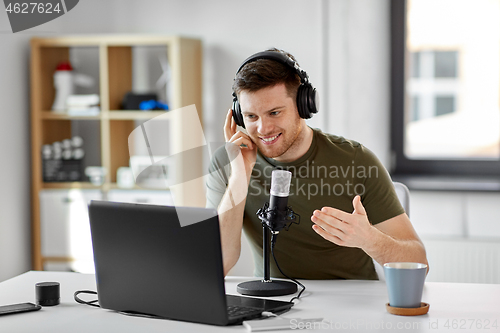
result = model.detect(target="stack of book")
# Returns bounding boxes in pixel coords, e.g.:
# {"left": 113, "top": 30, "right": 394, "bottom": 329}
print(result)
{"left": 66, "top": 94, "right": 100, "bottom": 116}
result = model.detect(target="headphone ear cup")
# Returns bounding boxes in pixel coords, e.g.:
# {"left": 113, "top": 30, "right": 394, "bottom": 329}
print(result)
{"left": 232, "top": 97, "right": 246, "bottom": 128}
{"left": 307, "top": 85, "right": 319, "bottom": 116}
{"left": 296, "top": 83, "right": 318, "bottom": 119}
{"left": 296, "top": 84, "right": 309, "bottom": 119}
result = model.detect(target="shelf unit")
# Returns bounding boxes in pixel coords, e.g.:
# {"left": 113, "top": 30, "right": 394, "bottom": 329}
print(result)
{"left": 30, "top": 35, "right": 204, "bottom": 270}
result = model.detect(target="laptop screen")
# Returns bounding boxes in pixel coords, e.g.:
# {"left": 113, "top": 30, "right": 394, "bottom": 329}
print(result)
{"left": 88, "top": 201, "right": 229, "bottom": 325}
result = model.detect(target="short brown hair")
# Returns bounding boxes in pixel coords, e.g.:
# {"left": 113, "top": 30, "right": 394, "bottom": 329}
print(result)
{"left": 232, "top": 48, "right": 301, "bottom": 100}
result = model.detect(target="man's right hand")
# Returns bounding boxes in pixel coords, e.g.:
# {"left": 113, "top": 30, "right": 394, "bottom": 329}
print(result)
{"left": 224, "top": 109, "right": 257, "bottom": 182}
{"left": 218, "top": 109, "right": 257, "bottom": 275}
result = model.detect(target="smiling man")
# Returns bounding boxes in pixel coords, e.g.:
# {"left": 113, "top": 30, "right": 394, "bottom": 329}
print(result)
{"left": 206, "top": 49, "right": 428, "bottom": 279}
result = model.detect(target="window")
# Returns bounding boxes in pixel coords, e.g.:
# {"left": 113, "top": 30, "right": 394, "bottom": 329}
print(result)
{"left": 391, "top": 0, "right": 500, "bottom": 177}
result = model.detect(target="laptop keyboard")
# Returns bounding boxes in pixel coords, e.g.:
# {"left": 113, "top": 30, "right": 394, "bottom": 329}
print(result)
{"left": 227, "top": 305, "right": 261, "bottom": 318}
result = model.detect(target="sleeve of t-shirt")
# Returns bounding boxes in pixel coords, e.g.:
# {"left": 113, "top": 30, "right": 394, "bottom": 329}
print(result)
{"left": 354, "top": 145, "right": 405, "bottom": 225}
{"left": 205, "top": 146, "right": 231, "bottom": 210}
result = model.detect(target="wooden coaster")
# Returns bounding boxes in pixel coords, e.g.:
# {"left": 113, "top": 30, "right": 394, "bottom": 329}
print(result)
{"left": 386, "top": 302, "right": 430, "bottom": 316}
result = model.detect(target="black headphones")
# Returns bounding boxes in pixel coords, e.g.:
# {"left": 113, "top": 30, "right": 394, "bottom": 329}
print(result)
{"left": 231, "top": 51, "right": 319, "bottom": 128}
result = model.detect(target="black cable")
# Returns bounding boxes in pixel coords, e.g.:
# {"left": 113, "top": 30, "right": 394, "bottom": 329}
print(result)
{"left": 270, "top": 233, "right": 306, "bottom": 303}
{"left": 74, "top": 290, "right": 100, "bottom": 308}
{"left": 74, "top": 290, "right": 163, "bottom": 319}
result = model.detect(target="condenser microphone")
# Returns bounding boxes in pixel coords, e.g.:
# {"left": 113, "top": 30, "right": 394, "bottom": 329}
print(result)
{"left": 267, "top": 170, "right": 292, "bottom": 232}
{"left": 237, "top": 169, "right": 300, "bottom": 297}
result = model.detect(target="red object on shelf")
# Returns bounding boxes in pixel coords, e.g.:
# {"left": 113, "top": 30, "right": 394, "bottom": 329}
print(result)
{"left": 55, "top": 62, "right": 73, "bottom": 71}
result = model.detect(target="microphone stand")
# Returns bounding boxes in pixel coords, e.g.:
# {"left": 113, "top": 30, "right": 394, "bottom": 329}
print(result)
{"left": 236, "top": 202, "right": 299, "bottom": 297}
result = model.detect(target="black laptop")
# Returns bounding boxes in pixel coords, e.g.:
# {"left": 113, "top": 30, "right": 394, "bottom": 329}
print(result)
{"left": 88, "top": 201, "right": 294, "bottom": 326}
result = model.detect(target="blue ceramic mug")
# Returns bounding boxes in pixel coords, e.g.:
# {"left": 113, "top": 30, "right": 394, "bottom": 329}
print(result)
{"left": 384, "top": 262, "right": 427, "bottom": 308}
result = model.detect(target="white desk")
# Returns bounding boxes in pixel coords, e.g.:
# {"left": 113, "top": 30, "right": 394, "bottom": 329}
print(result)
{"left": 1, "top": 271, "right": 499, "bottom": 332}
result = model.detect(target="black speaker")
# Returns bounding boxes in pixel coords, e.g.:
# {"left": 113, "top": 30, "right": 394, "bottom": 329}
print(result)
{"left": 232, "top": 51, "right": 318, "bottom": 128}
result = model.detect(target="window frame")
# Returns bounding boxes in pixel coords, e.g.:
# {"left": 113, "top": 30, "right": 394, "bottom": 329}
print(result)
{"left": 390, "top": 0, "right": 500, "bottom": 177}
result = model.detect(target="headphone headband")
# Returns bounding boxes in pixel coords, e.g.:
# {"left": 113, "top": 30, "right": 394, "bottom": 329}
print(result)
{"left": 235, "top": 51, "right": 309, "bottom": 84}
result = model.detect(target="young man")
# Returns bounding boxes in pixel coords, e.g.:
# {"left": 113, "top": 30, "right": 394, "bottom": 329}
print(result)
{"left": 206, "top": 49, "right": 427, "bottom": 279}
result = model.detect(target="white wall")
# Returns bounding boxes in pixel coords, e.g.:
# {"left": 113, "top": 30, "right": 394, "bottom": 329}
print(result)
{"left": 0, "top": 32, "right": 32, "bottom": 282}
{"left": 411, "top": 191, "right": 500, "bottom": 284}
{"left": 327, "top": 0, "right": 391, "bottom": 165}
{"left": 0, "top": 0, "right": 123, "bottom": 281}
{"left": 0, "top": 0, "right": 393, "bottom": 281}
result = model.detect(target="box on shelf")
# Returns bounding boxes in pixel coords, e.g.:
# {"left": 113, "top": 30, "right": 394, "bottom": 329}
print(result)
{"left": 43, "top": 159, "right": 83, "bottom": 182}
{"left": 42, "top": 137, "right": 85, "bottom": 182}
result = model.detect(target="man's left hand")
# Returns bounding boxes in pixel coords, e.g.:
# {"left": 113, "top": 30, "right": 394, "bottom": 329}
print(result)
{"left": 311, "top": 195, "right": 375, "bottom": 248}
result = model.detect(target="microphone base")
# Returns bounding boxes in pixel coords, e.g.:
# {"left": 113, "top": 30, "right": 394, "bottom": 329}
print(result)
{"left": 237, "top": 280, "right": 297, "bottom": 297}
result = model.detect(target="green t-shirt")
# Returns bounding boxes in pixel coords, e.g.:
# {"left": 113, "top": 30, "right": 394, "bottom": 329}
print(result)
{"left": 206, "top": 128, "right": 405, "bottom": 280}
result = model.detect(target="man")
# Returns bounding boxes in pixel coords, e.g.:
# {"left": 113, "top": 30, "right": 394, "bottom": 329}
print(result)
{"left": 206, "top": 49, "right": 428, "bottom": 279}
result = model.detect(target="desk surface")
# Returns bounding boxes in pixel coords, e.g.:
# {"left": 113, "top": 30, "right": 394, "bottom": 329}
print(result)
{"left": 1, "top": 271, "right": 499, "bottom": 332}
